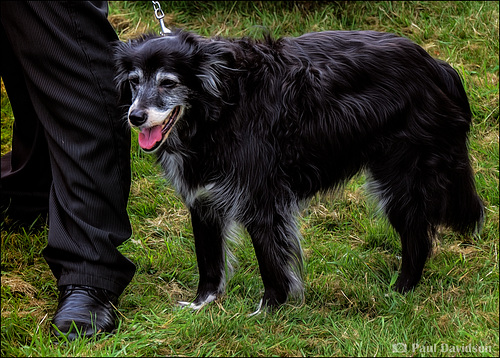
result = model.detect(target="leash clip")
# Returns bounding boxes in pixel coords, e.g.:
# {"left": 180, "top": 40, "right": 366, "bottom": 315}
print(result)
{"left": 151, "top": 1, "right": 171, "bottom": 36}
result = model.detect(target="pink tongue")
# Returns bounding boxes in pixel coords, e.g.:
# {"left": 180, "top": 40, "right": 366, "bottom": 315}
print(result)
{"left": 138, "top": 126, "right": 163, "bottom": 150}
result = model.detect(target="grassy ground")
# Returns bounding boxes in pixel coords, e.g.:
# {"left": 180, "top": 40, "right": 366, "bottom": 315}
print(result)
{"left": 1, "top": 1, "right": 498, "bottom": 356}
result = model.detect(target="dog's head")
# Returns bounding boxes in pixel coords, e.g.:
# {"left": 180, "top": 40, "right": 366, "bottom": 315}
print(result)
{"left": 114, "top": 30, "right": 235, "bottom": 152}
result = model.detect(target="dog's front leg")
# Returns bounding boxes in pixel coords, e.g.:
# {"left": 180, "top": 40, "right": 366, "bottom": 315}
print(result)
{"left": 178, "top": 203, "right": 226, "bottom": 310}
{"left": 246, "top": 209, "right": 304, "bottom": 314}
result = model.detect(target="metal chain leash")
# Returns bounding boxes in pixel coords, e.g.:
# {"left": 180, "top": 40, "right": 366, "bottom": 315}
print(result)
{"left": 151, "top": 1, "right": 171, "bottom": 36}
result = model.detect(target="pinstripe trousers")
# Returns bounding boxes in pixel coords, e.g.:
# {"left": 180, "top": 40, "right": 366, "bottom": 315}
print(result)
{"left": 1, "top": 1, "right": 136, "bottom": 296}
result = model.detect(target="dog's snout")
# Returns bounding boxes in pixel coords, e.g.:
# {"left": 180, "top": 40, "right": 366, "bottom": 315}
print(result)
{"left": 129, "top": 109, "right": 148, "bottom": 126}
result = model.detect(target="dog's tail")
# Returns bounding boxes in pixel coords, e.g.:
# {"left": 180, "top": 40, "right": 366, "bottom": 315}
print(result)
{"left": 434, "top": 61, "right": 485, "bottom": 236}
{"left": 445, "top": 164, "right": 485, "bottom": 236}
{"left": 435, "top": 60, "right": 473, "bottom": 122}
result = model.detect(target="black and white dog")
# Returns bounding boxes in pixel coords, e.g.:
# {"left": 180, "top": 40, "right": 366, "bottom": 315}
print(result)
{"left": 114, "top": 29, "right": 484, "bottom": 312}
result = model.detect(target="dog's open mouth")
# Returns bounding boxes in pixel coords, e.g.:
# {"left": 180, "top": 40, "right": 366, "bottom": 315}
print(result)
{"left": 138, "top": 106, "right": 181, "bottom": 151}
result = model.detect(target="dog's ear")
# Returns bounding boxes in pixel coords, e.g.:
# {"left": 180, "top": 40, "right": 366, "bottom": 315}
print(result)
{"left": 195, "top": 40, "right": 236, "bottom": 98}
{"left": 112, "top": 40, "right": 133, "bottom": 105}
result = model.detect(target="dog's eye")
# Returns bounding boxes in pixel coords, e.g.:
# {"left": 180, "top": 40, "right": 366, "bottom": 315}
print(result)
{"left": 129, "top": 76, "right": 139, "bottom": 88}
{"left": 159, "top": 79, "right": 177, "bottom": 89}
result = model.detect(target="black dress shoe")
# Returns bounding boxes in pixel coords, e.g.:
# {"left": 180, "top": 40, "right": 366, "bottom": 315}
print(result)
{"left": 52, "top": 285, "right": 118, "bottom": 340}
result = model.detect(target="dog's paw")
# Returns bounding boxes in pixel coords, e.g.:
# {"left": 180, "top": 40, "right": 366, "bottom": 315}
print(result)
{"left": 178, "top": 293, "right": 217, "bottom": 310}
{"left": 247, "top": 299, "right": 264, "bottom": 317}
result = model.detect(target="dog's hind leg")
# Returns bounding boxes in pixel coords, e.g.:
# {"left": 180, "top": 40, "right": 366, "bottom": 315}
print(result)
{"left": 367, "top": 160, "right": 437, "bottom": 293}
{"left": 392, "top": 222, "right": 434, "bottom": 293}
{"left": 246, "top": 204, "right": 304, "bottom": 311}
{"left": 179, "top": 204, "right": 227, "bottom": 309}
{"left": 376, "top": 188, "right": 434, "bottom": 293}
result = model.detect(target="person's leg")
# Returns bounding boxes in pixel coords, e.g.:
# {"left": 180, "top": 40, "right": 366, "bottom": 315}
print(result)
{"left": 0, "top": 21, "right": 52, "bottom": 224}
{"left": 1, "top": 1, "right": 135, "bottom": 337}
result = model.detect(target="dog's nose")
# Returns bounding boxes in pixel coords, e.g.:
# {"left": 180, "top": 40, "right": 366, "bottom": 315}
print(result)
{"left": 129, "top": 109, "right": 148, "bottom": 126}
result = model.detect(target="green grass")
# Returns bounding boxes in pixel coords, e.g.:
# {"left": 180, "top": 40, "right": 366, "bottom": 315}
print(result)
{"left": 2, "top": 1, "right": 498, "bottom": 356}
